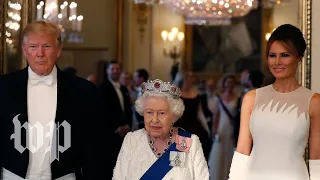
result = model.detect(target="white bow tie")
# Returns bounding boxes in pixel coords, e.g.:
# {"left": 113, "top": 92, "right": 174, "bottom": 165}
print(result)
{"left": 29, "top": 74, "right": 53, "bottom": 86}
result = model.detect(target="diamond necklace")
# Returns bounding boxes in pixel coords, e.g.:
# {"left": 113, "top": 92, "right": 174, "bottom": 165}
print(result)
{"left": 148, "top": 127, "right": 174, "bottom": 158}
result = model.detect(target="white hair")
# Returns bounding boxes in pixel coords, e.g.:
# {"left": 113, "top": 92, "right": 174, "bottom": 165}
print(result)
{"left": 135, "top": 91, "right": 185, "bottom": 122}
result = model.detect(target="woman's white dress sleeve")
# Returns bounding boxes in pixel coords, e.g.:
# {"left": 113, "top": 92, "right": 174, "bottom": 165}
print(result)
{"left": 112, "top": 132, "right": 133, "bottom": 180}
{"left": 191, "top": 135, "right": 210, "bottom": 180}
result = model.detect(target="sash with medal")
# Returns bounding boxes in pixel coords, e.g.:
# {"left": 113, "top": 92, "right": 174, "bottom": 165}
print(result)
{"left": 140, "top": 129, "right": 192, "bottom": 180}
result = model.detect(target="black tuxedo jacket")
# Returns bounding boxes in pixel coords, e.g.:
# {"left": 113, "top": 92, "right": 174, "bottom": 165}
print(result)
{"left": 96, "top": 79, "right": 133, "bottom": 178}
{"left": 97, "top": 79, "right": 132, "bottom": 132}
{"left": 0, "top": 67, "right": 98, "bottom": 179}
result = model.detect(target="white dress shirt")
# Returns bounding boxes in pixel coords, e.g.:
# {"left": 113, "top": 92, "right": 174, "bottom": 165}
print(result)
{"left": 109, "top": 78, "right": 124, "bottom": 111}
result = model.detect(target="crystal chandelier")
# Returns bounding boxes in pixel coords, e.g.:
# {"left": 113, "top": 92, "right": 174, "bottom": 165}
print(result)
{"left": 161, "top": 0, "right": 259, "bottom": 25}
{"left": 36, "top": 0, "right": 84, "bottom": 43}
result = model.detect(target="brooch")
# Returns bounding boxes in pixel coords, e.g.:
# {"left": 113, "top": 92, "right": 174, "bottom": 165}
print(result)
{"left": 169, "top": 151, "right": 185, "bottom": 167}
{"left": 175, "top": 135, "right": 192, "bottom": 152}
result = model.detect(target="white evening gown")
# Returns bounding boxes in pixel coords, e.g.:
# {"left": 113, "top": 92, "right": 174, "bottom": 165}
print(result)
{"left": 112, "top": 129, "right": 209, "bottom": 180}
{"left": 208, "top": 98, "right": 237, "bottom": 180}
{"left": 245, "top": 85, "right": 314, "bottom": 180}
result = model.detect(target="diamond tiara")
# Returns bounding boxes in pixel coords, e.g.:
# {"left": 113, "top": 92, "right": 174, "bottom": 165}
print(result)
{"left": 141, "top": 79, "right": 181, "bottom": 99}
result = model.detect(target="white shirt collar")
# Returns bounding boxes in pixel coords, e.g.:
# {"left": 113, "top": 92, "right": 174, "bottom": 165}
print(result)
{"left": 109, "top": 78, "right": 121, "bottom": 89}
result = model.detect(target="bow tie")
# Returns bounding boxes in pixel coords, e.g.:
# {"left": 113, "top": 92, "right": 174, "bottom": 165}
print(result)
{"left": 29, "top": 74, "right": 53, "bottom": 86}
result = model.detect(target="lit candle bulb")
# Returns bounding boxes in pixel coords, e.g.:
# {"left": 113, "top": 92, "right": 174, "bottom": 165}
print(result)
{"left": 76, "top": 15, "right": 83, "bottom": 32}
{"left": 69, "top": 2, "right": 77, "bottom": 17}
{"left": 60, "top": 5, "right": 67, "bottom": 21}
{"left": 37, "top": 4, "right": 43, "bottom": 20}
{"left": 58, "top": 13, "right": 62, "bottom": 24}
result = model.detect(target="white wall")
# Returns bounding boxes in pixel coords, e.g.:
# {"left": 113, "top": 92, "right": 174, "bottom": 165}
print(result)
{"left": 311, "top": 0, "right": 320, "bottom": 92}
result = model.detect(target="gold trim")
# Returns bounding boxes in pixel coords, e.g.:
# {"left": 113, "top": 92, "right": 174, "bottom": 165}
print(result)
{"left": 0, "top": 0, "right": 7, "bottom": 74}
{"left": 299, "top": 0, "right": 312, "bottom": 89}
{"left": 20, "top": 0, "right": 32, "bottom": 69}
{"left": 148, "top": 5, "right": 153, "bottom": 75}
{"left": 261, "top": 7, "right": 273, "bottom": 75}
{"left": 117, "top": 0, "right": 123, "bottom": 65}
{"left": 299, "top": 0, "right": 312, "bottom": 169}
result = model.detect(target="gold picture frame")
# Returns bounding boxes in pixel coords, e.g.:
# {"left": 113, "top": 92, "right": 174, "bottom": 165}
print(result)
{"left": 299, "top": 0, "right": 312, "bottom": 168}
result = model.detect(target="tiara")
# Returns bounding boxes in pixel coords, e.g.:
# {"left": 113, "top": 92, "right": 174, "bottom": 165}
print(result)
{"left": 141, "top": 79, "right": 181, "bottom": 99}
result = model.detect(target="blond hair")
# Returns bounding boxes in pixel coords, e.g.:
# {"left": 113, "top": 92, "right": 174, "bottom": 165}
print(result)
{"left": 21, "top": 20, "right": 62, "bottom": 46}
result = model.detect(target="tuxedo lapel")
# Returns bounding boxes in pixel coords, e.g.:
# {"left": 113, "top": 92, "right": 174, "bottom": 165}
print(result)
{"left": 55, "top": 68, "right": 68, "bottom": 126}
{"left": 8, "top": 67, "right": 30, "bottom": 174}
{"left": 51, "top": 68, "right": 71, "bottom": 174}
{"left": 13, "top": 68, "right": 29, "bottom": 123}
{"left": 12, "top": 68, "right": 29, "bottom": 146}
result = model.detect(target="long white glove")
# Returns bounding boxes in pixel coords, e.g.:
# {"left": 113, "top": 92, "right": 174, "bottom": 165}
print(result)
{"left": 228, "top": 151, "right": 250, "bottom": 180}
{"left": 309, "top": 160, "right": 320, "bottom": 180}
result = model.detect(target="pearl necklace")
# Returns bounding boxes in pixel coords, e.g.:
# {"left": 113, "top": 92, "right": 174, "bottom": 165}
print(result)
{"left": 148, "top": 127, "right": 174, "bottom": 158}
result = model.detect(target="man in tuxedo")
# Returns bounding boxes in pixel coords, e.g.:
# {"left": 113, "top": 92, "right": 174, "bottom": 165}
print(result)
{"left": 97, "top": 60, "right": 132, "bottom": 179}
{"left": 0, "top": 21, "right": 97, "bottom": 179}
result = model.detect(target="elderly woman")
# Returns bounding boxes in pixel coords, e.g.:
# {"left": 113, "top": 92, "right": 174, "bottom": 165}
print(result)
{"left": 112, "top": 79, "right": 209, "bottom": 180}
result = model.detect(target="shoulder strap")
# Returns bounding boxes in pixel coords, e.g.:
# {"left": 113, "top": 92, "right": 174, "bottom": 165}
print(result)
{"left": 177, "top": 128, "right": 192, "bottom": 138}
{"left": 216, "top": 94, "right": 236, "bottom": 124}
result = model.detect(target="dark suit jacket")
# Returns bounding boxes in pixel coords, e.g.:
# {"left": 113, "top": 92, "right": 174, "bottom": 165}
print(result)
{"left": 0, "top": 67, "right": 98, "bottom": 179}
{"left": 97, "top": 79, "right": 132, "bottom": 132}
{"left": 96, "top": 79, "right": 132, "bottom": 178}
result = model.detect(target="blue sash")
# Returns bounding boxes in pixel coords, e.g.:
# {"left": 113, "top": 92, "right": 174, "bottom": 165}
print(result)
{"left": 140, "top": 129, "right": 192, "bottom": 180}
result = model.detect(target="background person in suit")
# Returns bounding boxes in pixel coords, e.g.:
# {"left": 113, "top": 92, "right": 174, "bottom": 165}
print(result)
{"left": 0, "top": 21, "right": 97, "bottom": 180}
{"left": 132, "top": 68, "right": 149, "bottom": 129}
{"left": 97, "top": 60, "right": 132, "bottom": 179}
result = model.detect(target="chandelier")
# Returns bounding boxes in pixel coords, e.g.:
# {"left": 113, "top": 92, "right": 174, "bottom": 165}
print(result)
{"left": 36, "top": 0, "right": 84, "bottom": 43}
{"left": 160, "top": 0, "right": 258, "bottom": 25}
